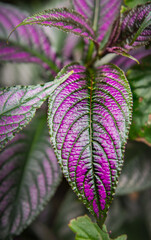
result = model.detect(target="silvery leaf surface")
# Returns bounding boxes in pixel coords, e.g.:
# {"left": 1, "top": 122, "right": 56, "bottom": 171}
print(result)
{"left": 48, "top": 63, "right": 132, "bottom": 223}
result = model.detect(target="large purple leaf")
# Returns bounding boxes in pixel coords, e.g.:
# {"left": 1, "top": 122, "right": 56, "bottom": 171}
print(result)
{"left": 111, "top": 2, "right": 151, "bottom": 50}
{"left": 0, "top": 113, "right": 61, "bottom": 239}
{"left": 10, "top": 8, "right": 96, "bottom": 44}
{"left": 0, "top": 3, "right": 61, "bottom": 74}
{"left": 0, "top": 69, "right": 73, "bottom": 151}
{"left": 71, "top": 0, "right": 122, "bottom": 43}
{"left": 48, "top": 63, "right": 132, "bottom": 223}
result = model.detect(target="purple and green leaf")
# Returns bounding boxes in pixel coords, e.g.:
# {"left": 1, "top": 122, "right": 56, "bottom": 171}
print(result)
{"left": 0, "top": 69, "right": 73, "bottom": 150}
{"left": 48, "top": 63, "right": 132, "bottom": 224}
{"left": 71, "top": 0, "right": 122, "bottom": 44}
{"left": 111, "top": 2, "right": 151, "bottom": 50}
{"left": 9, "top": 8, "right": 96, "bottom": 44}
{"left": 0, "top": 3, "right": 61, "bottom": 74}
{"left": 111, "top": 47, "right": 151, "bottom": 71}
{"left": 0, "top": 113, "right": 61, "bottom": 239}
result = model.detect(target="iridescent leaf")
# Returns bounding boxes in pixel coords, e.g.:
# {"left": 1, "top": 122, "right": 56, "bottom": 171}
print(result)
{"left": 48, "top": 63, "right": 132, "bottom": 223}
{"left": 9, "top": 8, "right": 96, "bottom": 43}
{"left": 0, "top": 69, "right": 73, "bottom": 150}
{"left": 71, "top": 0, "right": 122, "bottom": 43}
{"left": 111, "top": 3, "right": 151, "bottom": 50}
{"left": 0, "top": 3, "right": 61, "bottom": 74}
{"left": 0, "top": 113, "right": 61, "bottom": 239}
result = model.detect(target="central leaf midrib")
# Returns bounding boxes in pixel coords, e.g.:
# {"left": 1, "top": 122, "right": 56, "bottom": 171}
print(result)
{"left": 8, "top": 116, "right": 46, "bottom": 235}
{"left": 87, "top": 69, "right": 101, "bottom": 216}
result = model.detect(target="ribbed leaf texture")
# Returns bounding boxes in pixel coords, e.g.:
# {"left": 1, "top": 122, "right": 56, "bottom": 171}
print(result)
{"left": 0, "top": 3, "right": 61, "bottom": 74}
{"left": 0, "top": 70, "right": 73, "bottom": 150}
{"left": 13, "top": 8, "right": 95, "bottom": 43}
{"left": 0, "top": 113, "right": 61, "bottom": 239}
{"left": 71, "top": 0, "right": 122, "bottom": 43}
{"left": 111, "top": 2, "right": 151, "bottom": 50}
{"left": 48, "top": 63, "right": 132, "bottom": 223}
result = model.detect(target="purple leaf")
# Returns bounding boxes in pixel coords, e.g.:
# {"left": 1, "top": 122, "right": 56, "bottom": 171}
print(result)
{"left": 0, "top": 3, "right": 61, "bottom": 74}
{"left": 10, "top": 8, "right": 96, "bottom": 44}
{"left": 111, "top": 47, "right": 151, "bottom": 71}
{"left": 48, "top": 63, "right": 132, "bottom": 223}
{"left": 71, "top": 0, "right": 122, "bottom": 43}
{"left": 110, "top": 2, "right": 151, "bottom": 50}
{"left": 0, "top": 69, "right": 73, "bottom": 150}
{"left": 0, "top": 113, "right": 61, "bottom": 239}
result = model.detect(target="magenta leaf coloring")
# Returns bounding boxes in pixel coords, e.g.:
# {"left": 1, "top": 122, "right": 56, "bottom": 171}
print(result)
{"left": 0, "top": 70, "right": 73, "bottom": 150}
{"left": 71, "top": 0, "right": 122, "bottom": 43}
{"left": 0, "top": 114, "right": 61, "bottom": 239}
{"left": 111, "top": 2, "right": 151, "bottom": 50}
{"left": 10, "top": 8, "right": 96, "bottom": 43}
{"left": 48, "top": 63, "right": 132, "bottom": 223}
{"left": 0, "top": 4, "right": 61, "bottom": 74}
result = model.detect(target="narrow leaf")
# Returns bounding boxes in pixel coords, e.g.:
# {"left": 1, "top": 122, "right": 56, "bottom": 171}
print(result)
{"left": 116, "top": 141, "right": 151, "bottom": 195}
{"left": 0, "top": 3, "right": 61, "bottom": 74}
{"left": 0, "top": 69, "right": 73, "bottom": 150}
{"left": 111, "top": 47, "right": 151, "bottom": 71}
{"left": 9, "top": 8, "right": 96, "bottom": 43}
{"left": 71, "top": 0, "right": 122, "bottom": 43}
{"left": 112, "top": 3, "right": 151, "bottom": 50}
{"left": 48, "top": 63, "right": 132, "bottom": 223}
{"left": 107, "top": 46, "right": 139, "bottom": 64}
{"left": 0, "top": 113, "right": 61, "bottom": 239}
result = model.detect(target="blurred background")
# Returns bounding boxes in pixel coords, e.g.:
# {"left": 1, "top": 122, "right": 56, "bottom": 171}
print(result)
{"left": 0, "top": 0, "right": 151, "bottom": 239}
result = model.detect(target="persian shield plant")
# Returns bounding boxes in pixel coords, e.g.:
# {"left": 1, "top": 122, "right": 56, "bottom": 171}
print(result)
{"left": 0, "top": 0, "right": 151, "bottom": 239}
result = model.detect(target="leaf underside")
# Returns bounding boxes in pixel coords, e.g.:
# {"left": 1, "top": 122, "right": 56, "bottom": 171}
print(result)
{"left": 48, "top": 63, "right": 132, "bottom": 222}
{"left": 0, "top": 3, "right": 61, "bottom": 74}
{"left": 113, "top": 2, "right": 151, "bottom": 50}
{"left": 0, "top": 113, "right": 61, "bottom": 239}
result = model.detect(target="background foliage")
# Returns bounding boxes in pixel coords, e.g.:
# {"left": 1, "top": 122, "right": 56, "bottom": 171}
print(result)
{"left": 1, "top": 0, "right": 151, "bottom": 239}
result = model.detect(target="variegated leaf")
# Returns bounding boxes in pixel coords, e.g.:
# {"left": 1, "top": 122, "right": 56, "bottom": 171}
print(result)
{"left": 0, "top": 3, "right": 61, "bottom": 74}
{"left": 0, "top": 69, "right": 73, "bottom": 150}
{"left": 71, "top": 0, "right": 122, "bottom": 43}
{"left": 111, "top": 2, "right": 151, "bottom": 50}
{"left": 10, "top": 8, "right": 96, "bottom": 43}
{"left": 0, "top": 113, "right": 61, "bottom": 239}
{"left": 48, "top": 63, "right": 132, "bottom": 223}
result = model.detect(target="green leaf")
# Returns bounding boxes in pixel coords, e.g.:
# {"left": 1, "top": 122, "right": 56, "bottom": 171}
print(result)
{"left": 116, "top": 141, "right": 151, "bottom": 195}
{"left": 69, "top": 215, "right": 127, "bottom": 240}
{"left": 124, "top": 0, "right": 149, "bottom": 8}
{"left": 127, "top": 56, "right": 151, "bottom": 145}
{"left": 0, "top": 68, "right": 73, "bottom": 150}
{"left": 0, "top": 112, "right": 61, "bottom": 239}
